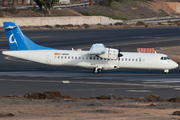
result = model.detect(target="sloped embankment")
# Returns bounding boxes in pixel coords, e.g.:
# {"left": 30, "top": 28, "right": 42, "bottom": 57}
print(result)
{"left": 74, "top": 0, "right": 178, "bottom": 20}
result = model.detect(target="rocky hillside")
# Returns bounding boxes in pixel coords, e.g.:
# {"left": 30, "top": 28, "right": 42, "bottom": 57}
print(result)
{"left": 73, "top": 0, "right": 178, "bottom": 20}
{"left": 0, "top": 0, "right": 178, "bottom": 20}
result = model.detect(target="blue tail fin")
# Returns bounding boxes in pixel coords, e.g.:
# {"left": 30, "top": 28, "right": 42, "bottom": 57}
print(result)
{"left": 3, "top": 22, "right": 55, "bottom": 51}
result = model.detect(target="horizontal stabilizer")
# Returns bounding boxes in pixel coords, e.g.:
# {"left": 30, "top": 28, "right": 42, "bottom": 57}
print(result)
{"left": 5, "top": 26, "right": 17, "bottom": 30}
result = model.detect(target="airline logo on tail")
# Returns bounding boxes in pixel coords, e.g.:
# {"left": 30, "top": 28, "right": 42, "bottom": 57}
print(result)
{"left": 9, "top": 34, "right": 17, "bottom": 44}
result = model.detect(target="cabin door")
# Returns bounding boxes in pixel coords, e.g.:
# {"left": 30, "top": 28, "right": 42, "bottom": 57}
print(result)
{"left": 46, "top": 55, "right": 51, "bottom": 64}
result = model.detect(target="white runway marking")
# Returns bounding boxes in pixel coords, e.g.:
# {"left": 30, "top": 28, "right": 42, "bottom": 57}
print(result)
{"left": 126, "top": 90, "right": 151, "bottom": 92}
{"left": 62, "top": 81, "right": 70, "bottom": 83}
{"left": 174, "top": 88, "right": 180, "bottom": 90}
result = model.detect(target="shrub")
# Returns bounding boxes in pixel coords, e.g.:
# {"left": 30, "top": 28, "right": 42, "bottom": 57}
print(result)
{"left": 66, "top": 24, "right": 74, "bottom": 27}
{"left": 96, "top": 95, "right": 107, "bottom": 99}
{"left": 55, "top": 24, "right": 62, "bottom": 28}
{"left": 82, "top": 24, "right": 89, "bottom": 28}
{"left": 30, "top": 92, "right": 44, "bottom": 99}
{"left": 63, "top": 95, "right": 71, "bottom": 99}
{"left": 136, "top": 21, "right": 146, "bottom": 25}
{"left": 159, "top": 9, "right": 167, "bottom": 15}
{"left": 168, "top": 96, "right": 180, "bottom": 102}
{"left": 172, "top": 111, "right": 180, "bottom": 116}
{"left": 99, "top": 0, "right": 113, "bottom": 6}
{"left": 145, "top": 94, "right": 165, "bottom": 102}
{"left": 43, "top": 91, "right": 62, "bottom": 99}
{"left": 24, "top": 93, "right": 30, "bottom": 98}
{"left": 4, "top": 5, "right": 19, "bottom": 14}
{"left": 144, "top": 24, "right": 148, "bottom": 27}
{"left": 157, "top": 22, "right": 163, "bottom": 25}
{"left": 44, "top": 25, "right": 53, "bottom": 29}
{"left": 167, "top": 20, "right": 172, "bottom": 23}
{"left": 97, "top": 23, "right": 102, "bottom": 26}
{"left": 107, "top": 94, "right": 117, "bottom": 100}
{"left": 114, "top": 22, "right": 123, "bottom": 25}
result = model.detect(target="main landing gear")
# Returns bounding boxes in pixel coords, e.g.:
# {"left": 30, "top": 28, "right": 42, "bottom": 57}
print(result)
{"left": 93, "top": 67, "right": 102, "bottom": 74}
{"left": 164, "top": 69, "right": 169, "bottom": 74}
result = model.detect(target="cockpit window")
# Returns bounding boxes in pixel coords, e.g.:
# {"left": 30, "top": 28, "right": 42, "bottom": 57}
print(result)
{"left": 160, "top": 56, "right": 170, "bottom": 60}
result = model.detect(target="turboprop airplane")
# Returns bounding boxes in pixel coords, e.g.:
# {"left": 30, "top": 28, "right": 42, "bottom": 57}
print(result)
{"left": 2, "top": 22, "right": 178, "bottom": 74}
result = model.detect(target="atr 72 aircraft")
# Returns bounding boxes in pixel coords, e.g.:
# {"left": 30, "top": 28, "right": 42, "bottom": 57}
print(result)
{"left": 2, "top": 22, "right": 178, "bottom": 74}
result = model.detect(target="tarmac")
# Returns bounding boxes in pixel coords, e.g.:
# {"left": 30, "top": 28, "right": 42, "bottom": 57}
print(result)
{"left": 0, "top": 27, "right": 180, "bottom": 98}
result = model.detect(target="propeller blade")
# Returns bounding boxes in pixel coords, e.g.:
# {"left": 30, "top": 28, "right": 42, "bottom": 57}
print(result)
{"left": 118, "top": 47, "right": 123, "bottom": 57}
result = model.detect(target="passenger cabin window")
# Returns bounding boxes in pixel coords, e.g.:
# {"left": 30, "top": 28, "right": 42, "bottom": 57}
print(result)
{"left": 90, "top": 57, "right": 92, "bottom": 60}
{"left": 75, "top": 57, "right": 77, "bottom": 59}
{"left": 72, "top": 56, "right": 73, "bottom": 59}
{"left": 61, "top": 56, "right": 63, "bottom": 59}
{"left": 68, "top": 56, "right": 70, "bottom": 59}
{"left": 132, "top": 58, "right": 134, "bottom": 61}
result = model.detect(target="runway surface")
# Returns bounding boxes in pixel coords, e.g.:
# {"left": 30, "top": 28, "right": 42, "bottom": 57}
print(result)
{"left": 0, "top": 27, "right": 180, "bottom": 98}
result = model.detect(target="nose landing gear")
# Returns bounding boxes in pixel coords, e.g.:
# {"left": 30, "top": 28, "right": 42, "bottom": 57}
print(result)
{"left": 164, "top": 69, "right": 169, "bottom": 74}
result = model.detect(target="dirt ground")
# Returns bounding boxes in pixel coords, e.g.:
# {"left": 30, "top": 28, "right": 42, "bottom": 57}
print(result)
{"left": 74, "top": 0, "right": 178, "bottom": 20}
{"left": 0, "top": 97, "right": 180, "bottom": 120}
{"left": 2, "top": 8, "right": 82, "bottom": 17}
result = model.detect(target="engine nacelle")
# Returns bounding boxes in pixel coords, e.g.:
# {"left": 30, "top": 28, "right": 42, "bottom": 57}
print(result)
{"left": 99, "top": 48, "right": 118, "bottom": 59}
{"left": 89, "top": 43, "right": 119, "bottom": 59}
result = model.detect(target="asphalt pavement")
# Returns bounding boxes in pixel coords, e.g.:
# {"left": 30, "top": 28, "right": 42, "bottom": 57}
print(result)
{"left": 0, "top": 27, "right": 180, "bottom": 98}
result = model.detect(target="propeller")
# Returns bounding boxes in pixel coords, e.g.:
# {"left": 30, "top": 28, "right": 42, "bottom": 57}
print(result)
{"left": 118, "top": 47, "right": 123, "bottom": 58}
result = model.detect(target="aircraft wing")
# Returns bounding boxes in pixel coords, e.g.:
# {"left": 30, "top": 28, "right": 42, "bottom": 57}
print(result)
{"left": 89, "top": 43, "right": 106, "bottom": 55}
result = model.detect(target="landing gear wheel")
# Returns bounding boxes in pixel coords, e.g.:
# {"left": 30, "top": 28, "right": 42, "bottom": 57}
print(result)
{"left": 93, "top": 68, "right": 98, "bottom": 74}
{"left": 93, "top": 68, "right": 102, "bottom": 74}
{"left": 164, "top": 69, "right": 169, "bottom": 74}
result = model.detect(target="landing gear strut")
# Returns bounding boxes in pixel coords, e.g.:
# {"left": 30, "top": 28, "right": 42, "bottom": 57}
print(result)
{"left": 93, "top": 68, "right": 102, "bottom": 74}
{"left": 164, "top": 69, "right": 169, "bottom": 74}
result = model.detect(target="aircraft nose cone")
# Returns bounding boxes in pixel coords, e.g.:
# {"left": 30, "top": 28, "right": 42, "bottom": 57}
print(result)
{"left": 173, "top": 61, "right": 179, "bottom": 68}
{"left": 175, "top": 62, "right": 179, "bottom": 68}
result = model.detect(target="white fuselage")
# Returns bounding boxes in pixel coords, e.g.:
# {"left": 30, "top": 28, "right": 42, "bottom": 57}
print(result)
{"left": 2, "top": 50, "right": 178, "bottom": 71}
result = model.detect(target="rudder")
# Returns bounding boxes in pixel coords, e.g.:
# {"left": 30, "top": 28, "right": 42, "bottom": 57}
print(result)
{"left": 3, "top": 22, "right": 55, "bottom": 51}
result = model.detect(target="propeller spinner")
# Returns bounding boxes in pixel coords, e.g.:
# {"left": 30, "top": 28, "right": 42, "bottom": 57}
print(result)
{"left": 118, "top": 47, "right": 123, "bottom": 58}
